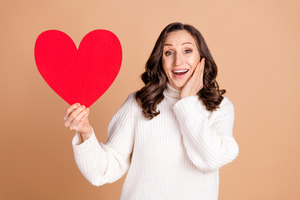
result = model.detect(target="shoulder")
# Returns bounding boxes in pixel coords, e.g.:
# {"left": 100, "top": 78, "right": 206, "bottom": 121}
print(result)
{"left": 219, "top": 96, "right": 234, "bottom": 111}
{"left": 120, "top": 92, "right": 140, "bottom": 113}
{"left": 209, "top": 96, "right": 234, "bottom": 119}
{"left": 125, "top": 92, "right": 138, "bottom": 105}
{"left": 128, "top": 92, "right": 137, "bottom": 100}
{"left": 109, "top": 92, "right": 140, "bottom": 124}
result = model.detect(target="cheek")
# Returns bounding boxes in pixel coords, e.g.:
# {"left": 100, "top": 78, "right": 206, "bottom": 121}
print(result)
{"left": 162, "top": 59, "right": 172, "bottom": 72}
{"left": 162, "top": 63, "right": 169, "bottom": 77}
{"left": 189, "top": 54, "right": 200, "bottom": 70}
{"left": 188, "top": 59, "right": 198, "bottom": 72}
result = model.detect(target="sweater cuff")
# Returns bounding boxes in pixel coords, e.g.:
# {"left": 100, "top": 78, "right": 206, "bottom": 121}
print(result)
{"left": 72, "top": 128, "right": 106, "bottom": 158}
{"left": 173, "top": 96, "right": 210, "bottom": 121}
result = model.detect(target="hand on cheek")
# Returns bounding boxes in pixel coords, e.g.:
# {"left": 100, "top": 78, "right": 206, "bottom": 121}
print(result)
{"left": 180, "top": 58, "right": 205, "bottom": 99}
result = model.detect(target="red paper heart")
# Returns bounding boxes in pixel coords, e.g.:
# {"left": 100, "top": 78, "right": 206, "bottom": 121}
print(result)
{"left": 34, "top": 30, "right": 122, "bottom": 107}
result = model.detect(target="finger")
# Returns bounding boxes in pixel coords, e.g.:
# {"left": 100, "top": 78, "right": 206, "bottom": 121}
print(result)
{"left": 65, "top": 105, "right": 86, "bottom": 127}
{"left": 69, "top": 107, "right": 89, "bottom": 129}
{"left": 198, "top": 58, "right": 205, "bottom": 90}
{"left": 196, "top": 61, "right": 202, "bottom": 73}
{"left": 199, "top": 58, "right": 205, "bottom": 71}
{"left": 200, "top": 57, "right": 205, "bottom": 65}
{"left": 70, "top": 112, "right": 89, "bottom": 131}
{"left": 198, "top": 58, "right": 205, "bottom": 78}
{"left": 64, "top": 103, "right": 81, "bottom": 121}
{"left": 190, "top": 58, "right": 204, "bottom": 90}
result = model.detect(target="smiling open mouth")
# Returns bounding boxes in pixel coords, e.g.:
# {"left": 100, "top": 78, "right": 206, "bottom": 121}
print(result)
{"left": 172, "top": 69, "right": 189, "bottom": 76}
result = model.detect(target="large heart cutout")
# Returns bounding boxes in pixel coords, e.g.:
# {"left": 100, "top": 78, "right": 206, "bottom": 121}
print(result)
{"left": 34, "top": 29, "right": 122, "bottom": 107}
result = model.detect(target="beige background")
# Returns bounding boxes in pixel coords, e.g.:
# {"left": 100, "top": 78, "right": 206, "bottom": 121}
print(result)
{"left": 1, "top": 0, "right": 299, "bottom": 199}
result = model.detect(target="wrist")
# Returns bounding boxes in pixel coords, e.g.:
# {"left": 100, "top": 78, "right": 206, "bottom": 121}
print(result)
{"left": 79, "top": 126, "right": 92, "bottom": 141}
{"left": 180, "top": 92, "right": 197, "bottom": 99}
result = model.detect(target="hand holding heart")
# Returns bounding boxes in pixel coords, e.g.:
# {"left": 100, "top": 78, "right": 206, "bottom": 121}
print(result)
{"left": 64, "top": 103, "right": 92, "bottom": 141}
{"left": 180, "top": 58, "right": 205, "bottom": 99}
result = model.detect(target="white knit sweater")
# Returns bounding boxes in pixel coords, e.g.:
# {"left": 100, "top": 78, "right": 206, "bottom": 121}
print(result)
{"left": 72, "top": 84, "right": 239, "bottom": 200}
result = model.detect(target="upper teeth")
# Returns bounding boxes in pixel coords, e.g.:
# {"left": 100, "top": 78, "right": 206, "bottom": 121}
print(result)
{"left": 173, "top": 70, "right": 188, "bottom": 73}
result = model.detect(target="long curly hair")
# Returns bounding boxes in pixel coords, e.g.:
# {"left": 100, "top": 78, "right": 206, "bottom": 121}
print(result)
{"left": 136, "top": 22, "right": 226, "bottom": 120}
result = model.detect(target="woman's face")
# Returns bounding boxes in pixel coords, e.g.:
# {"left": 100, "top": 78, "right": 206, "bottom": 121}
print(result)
{"left": 162, "top": 30, "right": 200, "bottom": 90}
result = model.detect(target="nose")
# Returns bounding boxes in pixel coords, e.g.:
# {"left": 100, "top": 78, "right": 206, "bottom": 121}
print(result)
{"left": 174, "top": 52, "right": 183, "bottom": 66}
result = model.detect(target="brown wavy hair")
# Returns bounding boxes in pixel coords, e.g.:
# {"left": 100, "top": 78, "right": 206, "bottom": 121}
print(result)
{"left": 136, "top": 22, "right": 226, "bottom": 120}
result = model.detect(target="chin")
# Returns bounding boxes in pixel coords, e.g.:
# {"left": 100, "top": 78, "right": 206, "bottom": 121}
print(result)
{"left": 171, "top": 82, "right": 185, "bottom": 90}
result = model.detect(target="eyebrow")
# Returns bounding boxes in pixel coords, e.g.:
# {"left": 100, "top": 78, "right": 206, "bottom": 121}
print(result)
{"left": 164, "top": 42, "right": 194, "bottom": 46}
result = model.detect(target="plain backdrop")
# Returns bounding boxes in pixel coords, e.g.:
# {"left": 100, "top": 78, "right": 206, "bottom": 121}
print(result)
{"left": 1, "top": 0, "right": 300, "bottom": 199}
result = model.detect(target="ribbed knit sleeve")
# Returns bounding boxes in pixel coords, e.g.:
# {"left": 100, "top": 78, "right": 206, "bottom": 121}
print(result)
{"left": 72, "top": 93, "right": 137, "bottom": 186}
{"left": 173, "top": 96, "right": 239, "bottom": 173}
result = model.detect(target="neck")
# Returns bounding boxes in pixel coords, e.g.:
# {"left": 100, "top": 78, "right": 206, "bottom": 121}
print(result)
{"left": 164, "top": 83, "right": 181, "bottom": 100}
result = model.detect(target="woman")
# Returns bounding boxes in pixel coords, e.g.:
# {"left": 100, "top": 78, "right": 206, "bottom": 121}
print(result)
{"left": 64, "top": 22, "right": 239, "bottom": 200}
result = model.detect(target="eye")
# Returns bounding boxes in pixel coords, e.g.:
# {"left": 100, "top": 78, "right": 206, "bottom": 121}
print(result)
{"left": 165, "top": 51, "right": 173, "bottom": 56}
{"left": 184, "top": 49, "right": 192, "bottom": 54}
